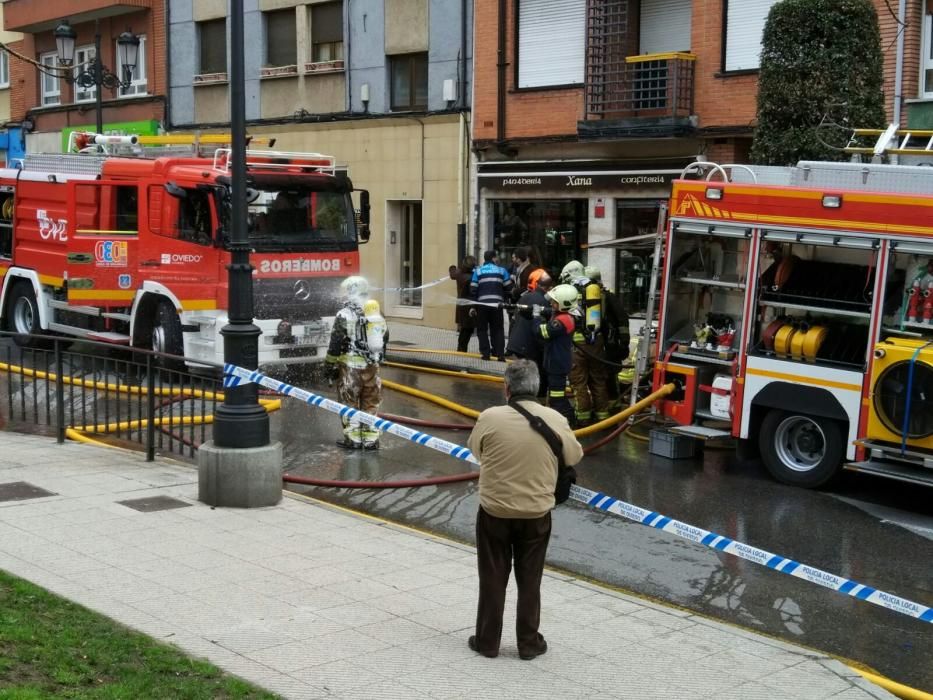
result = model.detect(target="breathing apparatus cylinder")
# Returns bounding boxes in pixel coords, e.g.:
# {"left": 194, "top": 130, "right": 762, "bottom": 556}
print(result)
{"left": 584, "top": 281, "right": 602, "bottom": 341}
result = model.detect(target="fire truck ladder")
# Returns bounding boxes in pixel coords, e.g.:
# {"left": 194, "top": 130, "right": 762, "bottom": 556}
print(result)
{"left": 844, "top": 123, "right": 933, "bottom": 161}
{"left": 629, "top": 202, "right": 667, "bottom": 408}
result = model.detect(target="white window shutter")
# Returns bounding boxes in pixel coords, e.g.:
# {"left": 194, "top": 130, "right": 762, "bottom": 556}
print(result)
{"left": 725, "top": 0, "right": 781, "bottom": 72}
{"left": 518, "top": 0, "right": 586, "bottom": 89}
{"left": 640, "top": 0, "right": 692, "bottom": 55}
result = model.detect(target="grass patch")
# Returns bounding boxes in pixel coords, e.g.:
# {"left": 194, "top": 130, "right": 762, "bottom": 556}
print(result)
{"left": 0, "top": 569, "right": 278, "bottom": 699}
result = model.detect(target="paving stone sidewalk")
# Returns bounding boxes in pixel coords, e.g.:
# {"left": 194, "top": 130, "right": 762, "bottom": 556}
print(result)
{"left": 0, "top": 432, "right": 894, "bottom": 699}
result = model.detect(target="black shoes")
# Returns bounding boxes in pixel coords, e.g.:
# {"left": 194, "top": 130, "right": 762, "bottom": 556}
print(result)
{"left": 481, "top": 354, "right": 491, "bottom": 361}
{"left": 518, "top": 638, "right": 548, "bottom": 661}
{"left": 467, "top": 635, "right": 498, "bottom": 658}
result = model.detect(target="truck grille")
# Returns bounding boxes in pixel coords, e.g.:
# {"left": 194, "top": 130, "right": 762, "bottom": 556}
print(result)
{"left": 254, "top": 276, "right": 343, "bottom": 322}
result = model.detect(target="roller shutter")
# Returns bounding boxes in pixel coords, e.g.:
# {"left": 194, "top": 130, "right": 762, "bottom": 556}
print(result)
{"left": 640, "top": 0, "right": 692, "bottom": 55}
{"left": 518, "top": 0, "right": 586, "bottom": 88}
{"left": 724, "top": 0, "right": 781, "bottom": 72}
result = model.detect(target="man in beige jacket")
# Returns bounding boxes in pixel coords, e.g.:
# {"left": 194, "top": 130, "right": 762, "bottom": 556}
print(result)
{"left": 467, "top": 359, "right": 584, "bottom": 660}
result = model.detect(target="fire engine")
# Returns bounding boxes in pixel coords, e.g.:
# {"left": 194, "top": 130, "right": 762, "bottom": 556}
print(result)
{"left": 652, "top": 127, "right": 933, "bottom": 489}
{"left": 0, "top": 132, "right": 370, "bottom": 368}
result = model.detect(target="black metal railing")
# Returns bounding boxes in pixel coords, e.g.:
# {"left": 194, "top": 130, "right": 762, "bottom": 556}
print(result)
{"left": 0, "top": 332, "right": 222, "bottom": 462}
{"left": 582, "top": 52, "right": 696, "bottom": 135}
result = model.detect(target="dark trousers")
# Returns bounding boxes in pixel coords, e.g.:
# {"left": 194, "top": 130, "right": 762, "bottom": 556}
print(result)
{"left": 457, "top": 326, "right": 474, "bottom": 353}
{"left": 546, "top": 372, "right": 574, "bottom": 425}
{"left": 474, "top": 507, "right": 551, "bottom": 656}
{"left": 476, "top": 307, "right": 505, "bottom": 358}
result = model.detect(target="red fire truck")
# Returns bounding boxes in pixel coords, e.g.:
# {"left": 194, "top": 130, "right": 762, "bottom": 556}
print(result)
{"left": 652, "top": 142, "right": 933, "bottom": 489}
{"left": 0, "top": 133, "right": 369, "bottom": 368}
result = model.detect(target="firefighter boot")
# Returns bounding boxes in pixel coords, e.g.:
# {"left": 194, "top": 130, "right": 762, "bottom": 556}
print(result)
{"left": 337, "top": 425, "right": 364, "bottom": 449}
{"left": 361, "top": 428, "right": 381, "bottom": 450}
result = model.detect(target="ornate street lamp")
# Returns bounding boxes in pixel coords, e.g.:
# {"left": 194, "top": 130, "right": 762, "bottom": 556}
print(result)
{"left": 53, "top": 19, "right": 140, "bottom": 135}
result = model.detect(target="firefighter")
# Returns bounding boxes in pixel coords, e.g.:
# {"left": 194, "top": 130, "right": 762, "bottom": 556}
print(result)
{"left": 325, "top": 276, "right": 388, "bottom": 450}
{"left": 537, "top": 283, "right": 579, "bottom": 425}
{"left": 559, "top": 259, "right": 585, "bottom": 285}
{"left": 567, "top": 265, "right": 611, "bottom": 425}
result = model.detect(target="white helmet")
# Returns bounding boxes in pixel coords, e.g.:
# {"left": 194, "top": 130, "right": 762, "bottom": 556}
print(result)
{"left": 546, "top": 284, "right": 579, "bottom": 312}
{"left": 560, "top": 260, "right": 585, "bottom": 284}
{"left": 340, "top": 276, "right": 369, "bottom": 299}
{"left": 583, "top": 265, "right": 601, "bottom": 282}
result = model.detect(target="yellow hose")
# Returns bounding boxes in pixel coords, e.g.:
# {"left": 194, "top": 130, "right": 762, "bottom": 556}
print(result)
{"left": 849, "top": 668, "right": 933, "bottom": 700}
{"left": 384, "top": 361, "right": 503, "bottom": 383}
{"left": 573, "top": 383, "right": 676, "bottom": 437}
{"left": 387, "top": 346, "right": 488, "bottom": 360}
{"left": 382, "top": 378, "right": 482, "bottom": 419}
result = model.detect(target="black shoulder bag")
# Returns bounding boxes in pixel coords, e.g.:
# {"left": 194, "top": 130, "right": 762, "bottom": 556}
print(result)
{"left": 509, "top": 400, "right": 577, "bottom": 505}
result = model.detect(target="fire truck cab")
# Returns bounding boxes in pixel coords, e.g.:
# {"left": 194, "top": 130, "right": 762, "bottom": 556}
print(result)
{"left": 0, "top": 133, "right": 369, "bottom": 368}
{"left": 653, "top": 154, "right": 933, "bottom": 489}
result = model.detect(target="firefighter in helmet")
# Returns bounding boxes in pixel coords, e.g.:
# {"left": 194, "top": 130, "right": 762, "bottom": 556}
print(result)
{"left": 536, "top": 283, "right": 579, "bottom": 424}
{"left": 566, "top": 265, "right": 611, "bottom": 425}
{"left": 325, "top": 276, "right": 388, "bottom": 450}
{"left": 559, "top": 259, "right": 585, "bottom": 285}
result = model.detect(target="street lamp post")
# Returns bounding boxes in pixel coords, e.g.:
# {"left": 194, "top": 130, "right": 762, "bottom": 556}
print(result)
{"left": 53, "top": 19, "right": 140, "bottom": 135}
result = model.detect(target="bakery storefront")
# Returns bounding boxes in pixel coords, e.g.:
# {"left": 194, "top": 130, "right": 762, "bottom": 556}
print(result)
{"left": 476, "top": 162, "right": 682, "bottom": 313}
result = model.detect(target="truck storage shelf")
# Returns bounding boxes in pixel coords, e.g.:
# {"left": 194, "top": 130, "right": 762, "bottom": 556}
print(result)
{"left": 669, "top": 351, "right": 735, "bottom": 366}
{"left": 677, "top": 276, "right": 746, "bottom": 290}
{"left": 758, "top": 299, "right": 871, "bottom": 319}
{"left": 883, "top": 320, "right": 933, "bottom": 332}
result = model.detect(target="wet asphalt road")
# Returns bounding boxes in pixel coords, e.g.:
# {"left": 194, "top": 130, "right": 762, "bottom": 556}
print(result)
{"left": 276, "top": 366, "right": 933, "bottom": 692}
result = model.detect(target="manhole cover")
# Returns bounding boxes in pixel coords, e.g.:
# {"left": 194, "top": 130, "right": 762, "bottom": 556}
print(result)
{"left": 117, "top": 495, "right": 192, "bottom": 512}
{"left": 0, "top": 481, "right": 57, "bottom": 503}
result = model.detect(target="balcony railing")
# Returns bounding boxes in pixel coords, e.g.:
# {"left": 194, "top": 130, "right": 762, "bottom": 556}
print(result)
{"left": 581, "top": 52, "right": 696, "bottom": 137}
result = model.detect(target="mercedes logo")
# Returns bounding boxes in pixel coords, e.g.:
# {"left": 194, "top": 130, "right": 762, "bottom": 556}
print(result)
{"left": 293, "top": 279, "right": 312, "bottom": 301}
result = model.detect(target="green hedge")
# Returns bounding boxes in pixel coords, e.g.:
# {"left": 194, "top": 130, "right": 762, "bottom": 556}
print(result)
{"left": 750, "top": 0, "right": 886, "bottom": 165}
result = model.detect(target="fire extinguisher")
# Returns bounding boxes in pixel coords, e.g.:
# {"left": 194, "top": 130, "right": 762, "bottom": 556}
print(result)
{"left": 908, "top": 279, "right": 923, "bottom": 322}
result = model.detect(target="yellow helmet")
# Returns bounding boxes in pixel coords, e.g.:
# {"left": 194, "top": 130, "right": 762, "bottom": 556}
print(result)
{"left": 546, "top": 284, "right": 579, "bottom": 312}
{"left": 363, "top": 299, "right": 381, "bottom": 316}
{"left": 583, "top": 265, "right": 601, "bottom": 282}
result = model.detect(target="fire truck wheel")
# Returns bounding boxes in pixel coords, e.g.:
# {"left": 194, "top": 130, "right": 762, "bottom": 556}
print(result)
{"left": 151, "top": 300, "right": 184, "bottom": 369}
{"left": 759, "top": 410, "right": 844, "bottom": 488}
{"left": 6, "top": 282, "right": 51, "bottom": 348}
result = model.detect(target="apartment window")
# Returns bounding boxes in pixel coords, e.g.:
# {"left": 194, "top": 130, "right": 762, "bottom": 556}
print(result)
{"left": 199, "top": 19, "right": 227, "bottom": 75}
{"left": 723, "top": 0, "right": 781, "bottom": 72}
{"left": 74, "top": 45, "right": 97, "bottom": 103}
{"left": 0, "top": 51, "right": 9, "bottom": 88}
{"left": 265, "top": 9, "right": 297, "bottom": 67}
{"left": 517, "top": 0, "right": 585, "bottom": 89}
{"left": 119, "top": 34, "right": 147, "bottom": 97}
{"left": 390, "top": 53, "right": 428, "bottom": 111}
{"left": 311, "top": 2, "right": 344, "bottom": 63}
{"left": 40, "top": 52, "right": 60, "bottom": 106}
{"left": 924, "top": 0, "right": 933, "bottom": 98}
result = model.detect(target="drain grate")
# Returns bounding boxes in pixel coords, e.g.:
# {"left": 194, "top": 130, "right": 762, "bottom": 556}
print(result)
{"left": 0, "top": 481, "right": 58, "bottom": 502}
{"left": 117, "top": 495, "right": 192, "bottom": 512}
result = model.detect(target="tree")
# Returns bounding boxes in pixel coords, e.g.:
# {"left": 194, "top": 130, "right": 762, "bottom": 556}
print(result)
{"left": 749, "top": 0, "right": 886, "bottom": 165}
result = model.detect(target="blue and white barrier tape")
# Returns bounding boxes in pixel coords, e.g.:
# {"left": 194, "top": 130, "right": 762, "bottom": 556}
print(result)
{"left": 223, "top": 363, "right": 932, "bottom": 625}
{"left": 570, "top": 484, "right": 933, "bottom": 625}
{"left": 223, "top": 364, "right": 478, "bottom": 466}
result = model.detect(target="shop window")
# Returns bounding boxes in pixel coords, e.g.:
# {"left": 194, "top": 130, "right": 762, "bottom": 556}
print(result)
{"left": 40, "top": 52, "right": 60, "bottom": 106}
{"left": 722, "top": 0, "right": 781, "bottom": 72}
{"left": 73, "top": 46, "right": 97, "bottom": 103}
{"left": 615, "top": 200, "right": 662, "bottom": 317}
{"left": 198, "top": 19, "right": 227, "bottom": 75}
{"left": 389, "top": 53, "right": 428, "bottom": 111}
{"left": 517, "top": 0, "right": 585, "bottom": 88}
{"left": 119, "top": 35, "right": 147, "bottom": 97}
{"left": 491, "top": 200, "right": 587, "bottom": 279}
{"left": 265, "top": 9, "right": 297, "bottom": 67}
{"left": 311, "top": 2, "right": 344, "bottom": 63}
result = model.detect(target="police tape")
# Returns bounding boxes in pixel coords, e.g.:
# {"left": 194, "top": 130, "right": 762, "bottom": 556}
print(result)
{"left": 223, "top": 363, "right": 933, "bottom": 626}
{"left": 223, "top": 364, "right": 479, "bottom": 465}
{"left": 571, "top": 484, "right": 933, "bottom": 625}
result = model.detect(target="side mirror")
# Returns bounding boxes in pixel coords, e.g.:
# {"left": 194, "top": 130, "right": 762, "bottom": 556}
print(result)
{"left": 357, "top": 190, "right": 371, "bottom": 243}
{"left": 164, "top": 182, "right": 187, "bottom": 199}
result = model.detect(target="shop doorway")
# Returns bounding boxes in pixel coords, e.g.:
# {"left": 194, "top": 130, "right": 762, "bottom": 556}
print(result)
{"left": 386, "top": 200, "right": 423, "bottom": 313}
{"left": 490, "top": 200, "right": 587, "bottom": 279}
